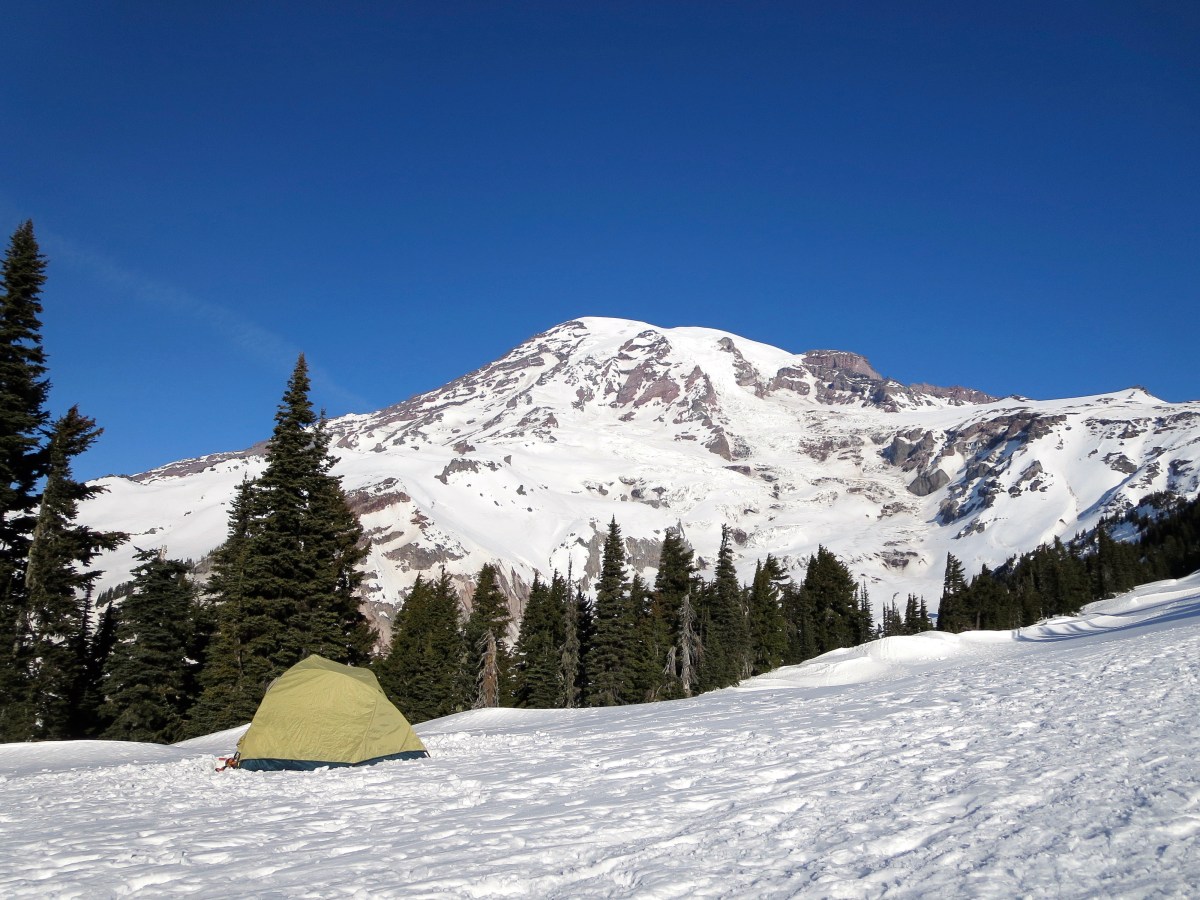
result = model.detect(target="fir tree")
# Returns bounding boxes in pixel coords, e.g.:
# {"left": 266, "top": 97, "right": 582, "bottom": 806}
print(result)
{"left": 697, "top": 526, "right": 749, "bottom": 691}
{"left": 561, "top": 579, "right": 591, "bottom": 707}
{"left": 461, "top": 563, "right": 512, "bottom": 708}
{"left": 23, "top": 408, "right": 125, "bottom": 739}
{"left": 374, "top": 571, "right": 465, "bottom": 723}
{"left": 781, "top": 579, "right": 816, "bottom": 665}
{"left": 797, "top": 546, "right": 858, "bottom": 654}
{"left": 651, "top": 528, "right": 695, "bottom": 699}
{"left": 936, "top": 553, "right": 970, "bottom": 632}
{"left": 189, "top": 357, "right": 373, "bottom": 730}
{"left": 587, "top": 519, "right": 635, "bottom": 705}
{"left": 672, "top": 589, "right": 702, "bottom": 697}
{"left": 626, "top": 573, "right": 661, "bottom": 702}
{"left": 747, "top": 555, "right": 787, "bottom": 676}
{"left": 100, "top": 549, "right": 199, "bottom": 743}
{"left": 0, "top": 220, "right": 51, "bottom": 741}
{"left": 512, "top": 574, "right": 567, "bottom": 708}
{"left": 902, "top": 594, "right": 932, "bottom": 634}
{"left": 854, "top": 580, "right": 874, "bottom": 645}
{"left": 184, "top": 480, "right": 261, "bottom": 735}
{"left": 880, "top": 597, "right": 904, "bottom": 637}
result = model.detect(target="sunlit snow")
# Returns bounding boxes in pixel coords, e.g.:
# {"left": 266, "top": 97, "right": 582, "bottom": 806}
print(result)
{"left": 3, "top": 575, "right": 1199, "bottom": 897}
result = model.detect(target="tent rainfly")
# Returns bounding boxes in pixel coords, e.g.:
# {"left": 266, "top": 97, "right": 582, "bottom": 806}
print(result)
{"left": 235, "top": 654, "right": 428, "bottom": 771}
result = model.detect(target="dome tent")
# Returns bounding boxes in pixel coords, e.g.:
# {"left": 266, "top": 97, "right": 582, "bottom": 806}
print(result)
{"left": 235, "top": 655, "right": 428, "bottom": 771}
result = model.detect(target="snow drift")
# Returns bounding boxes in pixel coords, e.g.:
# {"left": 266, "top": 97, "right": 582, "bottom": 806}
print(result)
{"left": 3, "top": 574, "right": 1198, "bottom": 897}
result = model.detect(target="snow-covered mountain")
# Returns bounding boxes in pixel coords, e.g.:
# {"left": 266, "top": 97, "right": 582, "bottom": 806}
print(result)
{"left": 80, "top": 317, "right": 1200, "bottom": 631}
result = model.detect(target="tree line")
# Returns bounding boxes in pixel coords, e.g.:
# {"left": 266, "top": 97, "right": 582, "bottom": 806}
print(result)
{"left": 375, "top": 526, "right": 935, "bottom": 724}
{"left": 936, "top": 493, "right": 1200, "bottom": 633}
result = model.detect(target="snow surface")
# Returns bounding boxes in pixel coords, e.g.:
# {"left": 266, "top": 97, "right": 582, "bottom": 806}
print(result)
{"left": 3, "top": 575, "right": 1200, "bottom": 897}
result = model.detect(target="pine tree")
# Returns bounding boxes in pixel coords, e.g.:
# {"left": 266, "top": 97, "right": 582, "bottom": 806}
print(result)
{"left": 854, "top": 579, "right": 874, "bottom": 645}
{"left": 374, "top": 571, "right": 465, "bottom": 723}
{"left": 697, "top": 526, "right": 749, "bottom": 691}
{"left": 881, "top": 597, "right": 904, "bottom": 637}
{"left": 512, "top": 574, "right": 567, "bottom": 708}
{"left": 747, "top": 555, "right": 787, "bottom": 676}
{"left": 23, "top": 408, "right": 125, "bottom": 739}
{"left": 796, "top": 546, "right": 858, "bottom": 654}
{"left": 936, "top": 553, "right": 970, "bottom": 632}
{"left": 560, "top": 579, "right": 591, "bottom": 707}
{"left": 901, "top": 594, "right": 932, "bottom": 634}
{"left": 586, "top": 518, "right": 636, "bottom": 705}
{"left": 781, "top": 579, "right": 816, "bottom": 665}
{"left": 651, "top": 528, "right": 695, "bottom": 699}
{"left": 461, "top": 563, "right": 512, "bottom": 708}
{"left": 100, "top": 549, "right": 199, "bottom": 743}
{"left": 673, "top": 589, "right": 702, "bottom": 697}
{"left": 625, "top": 573, "right": 661, "bottom": 702}
{"left": 246, "top": 360, "right": 372, "bottom": 665}
{"left": 184, "top": 480, "right": 262, "bottom": 735}
{"left": 189, "top": 357, "right": 373, "bottom": 731}
{"left": 0, "top": 220, "right": 51, "bottom": 741}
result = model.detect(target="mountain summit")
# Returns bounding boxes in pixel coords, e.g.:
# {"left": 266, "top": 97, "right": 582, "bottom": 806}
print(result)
{"left": 81, "top": 318, "right": 1200, "bottom": 632}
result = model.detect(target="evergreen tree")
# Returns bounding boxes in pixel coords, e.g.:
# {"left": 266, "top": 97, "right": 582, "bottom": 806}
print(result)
{"left": 562, "top": 579, "right": 592, "bottom": 706}
{"left": 880, "top": 597, "right": 904, "bottom": 637}
{"left": 781, "top": 579, "right": 816, "bottom": 665}
{"left": 246, "top": 360, "right": 372, "bottom": 665}
{"left": 798, "top": 546, "right": 858, "bottom": 654}
{"left": 1091, "top": 523, "right": 1139, "bottom": 599}
{"left": 374, "top": 571, "right": 466, "bottom": 723}
{"left": 189, "top": 357, "right": 373, "bottom": 730}
{"left": 970, "top": 565, "right": 1019, "bottom": 630}
{"left": 651, "top": 528, "right": 695, "bottom": 699}
{"left": 626, "top": 573, "right": 661, "bottom": 702}
{"left": 184, "top": 480, "right": 261, "bottom": 735}
{"left": 586, "top": 519, "right": 636, "bottom": 705}
{"left": 672, "top": 588, "right": 702, "bottom": 697}
{"left": 100, "top": 549, "right": 199, "bottom": 743}
{"left": 475, "top": 630, "right": 502, "bottom": 709}
{"left": 747, "top": 555, "right": 787, "bottom": 675}
{"left": 557, "top": 571, "right": 581, "bottom": 708}
{"left": 901, "top": 594, "right": 932, "bottom": 634}
{"left": 854, "top": 579, "right": 874, "bottom": 645}
{"left": 23, "top": 408, "right": 125, "bottom": 739}
{"left": 461, "top": 563, "right": 512, "bottom": 708}
{"left": 512, "top": 574, "right": 567, "bottom": 708}
{"left": 0, "top": 220, "right": 51, "bottom": 741}
{"left": 697, "top": 526, "right": 749, "bottom": 691}
{"left": 936, "top": 553, "right": 970, "bottom": 632}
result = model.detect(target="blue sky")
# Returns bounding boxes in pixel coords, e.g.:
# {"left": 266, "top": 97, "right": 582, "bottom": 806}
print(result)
{"left": 3, "top": 2, "right": 1197, "bottom": 480}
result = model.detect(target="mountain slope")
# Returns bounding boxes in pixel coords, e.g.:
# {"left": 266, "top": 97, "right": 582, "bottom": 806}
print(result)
{"left": 80, "top": 318, "right": 1200, "bottom": 629}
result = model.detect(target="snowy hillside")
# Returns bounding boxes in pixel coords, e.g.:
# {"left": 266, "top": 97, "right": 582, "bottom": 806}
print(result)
{"left": 78, "top": 318, "right": 1200, "bottom": 628}
{"left": 2, "top": 575, "right": 1198, "bottom": 897}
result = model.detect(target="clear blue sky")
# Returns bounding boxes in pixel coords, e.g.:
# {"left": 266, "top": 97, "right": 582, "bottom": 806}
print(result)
{"left": 3, "top": 2, "right": 1197, "bottom": 480}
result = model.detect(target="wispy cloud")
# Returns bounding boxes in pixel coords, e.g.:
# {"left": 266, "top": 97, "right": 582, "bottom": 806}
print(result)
{"left": 41, "top": 228, "right": 374, "bottom": 413}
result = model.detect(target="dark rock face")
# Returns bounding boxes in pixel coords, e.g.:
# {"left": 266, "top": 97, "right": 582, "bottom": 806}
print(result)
{"left": 908, "top": 470, "right": 950, "bottom": 497}
{"left": 803, "top": 351, "right": 883, "bottom": 380}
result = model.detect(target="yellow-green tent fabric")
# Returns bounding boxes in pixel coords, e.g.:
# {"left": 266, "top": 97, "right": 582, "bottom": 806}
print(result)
{"left": 235, "top": 655, "right": 428, "bottom": 771}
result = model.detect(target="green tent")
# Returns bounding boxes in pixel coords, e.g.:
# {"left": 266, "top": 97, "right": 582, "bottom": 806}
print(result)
{"left": 235, "top": 655, "right": 428, "bottom": 771}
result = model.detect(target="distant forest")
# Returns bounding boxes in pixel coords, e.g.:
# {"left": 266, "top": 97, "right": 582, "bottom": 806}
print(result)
{"left": 3, "top": 219, "right": 1199, "bottom": 744}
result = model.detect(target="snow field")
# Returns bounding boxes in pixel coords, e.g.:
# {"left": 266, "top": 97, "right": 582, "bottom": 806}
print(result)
{"left": 2, "top": 575, "right": 1199, "bottom": 897}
